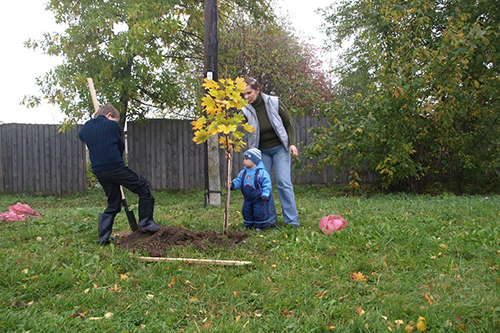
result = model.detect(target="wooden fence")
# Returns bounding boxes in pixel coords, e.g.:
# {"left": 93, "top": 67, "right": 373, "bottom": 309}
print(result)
{"left": 0, "top": 124, "right": 86, "bottom": 195}
{"left": 127, "top": 116, "right": 349, "bottom": 191}
{"left": 0, "top": 116, "right": 361, "bottom": 195}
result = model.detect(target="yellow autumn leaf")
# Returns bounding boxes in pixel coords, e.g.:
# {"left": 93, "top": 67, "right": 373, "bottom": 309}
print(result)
{"left": 416, "top": 316, "right": 427, "bottom": 332}
{"left": 202, "top": 78, "right": 219, "bottom": 90}
{"left": 350, "top": 272, "right": 367, "bottom": 281}
{"left": 242, "top": 123, "right": 255, "bottom": 133}
{"left": 235, "top": 77, "right": 246, "bottom": 90}
{"left": 192, "top": 130, "right": 209, "bottom": 144}
{"left": 439, "top": 243, "right": 448, "bottom": 249}
{"left": 191, "top": 116, "right": 206, "bottom": 131}
{"left": 233, "top": 131, "right": 245, "bottom": 140}
{"left": 201, "top": 95, "right": 215, "bottom": 109}
{"left": 120, "top": 273, "right": 129, "bottom": 281}
{"left": 207, "top": 122, "right": 219, "bottom": 136}
{"left": 424, "top": 293, "right": 434, "bottom": 305}
{"left": 356, "top": 306, "right": 365, "bottom": 316}
{"left": 109, "top": 284, "right": 121, "bottom": 293}
{"left": 218, "top": 124, "right": 237, "bottom": 134}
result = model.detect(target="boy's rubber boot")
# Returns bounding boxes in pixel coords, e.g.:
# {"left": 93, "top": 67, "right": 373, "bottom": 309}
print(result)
{"left": 98, "top": 213, "right": 115, "bottom": 245}
{"left": 138, "top": 198, "right": 161, "bottom": 232}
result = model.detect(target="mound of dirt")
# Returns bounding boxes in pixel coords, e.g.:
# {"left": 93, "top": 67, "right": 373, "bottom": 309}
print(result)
{"left": 115, "top": 226, "right": 249, "bottom": 257}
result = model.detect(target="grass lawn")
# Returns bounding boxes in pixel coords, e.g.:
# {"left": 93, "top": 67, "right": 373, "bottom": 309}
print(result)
{"left": 1, "top": 186, "right": 499, "bottom": 332}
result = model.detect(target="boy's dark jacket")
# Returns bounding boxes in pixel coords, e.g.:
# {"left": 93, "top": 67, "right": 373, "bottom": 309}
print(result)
{"left": 78, "top": 115, "right": 125, "bottom": 172}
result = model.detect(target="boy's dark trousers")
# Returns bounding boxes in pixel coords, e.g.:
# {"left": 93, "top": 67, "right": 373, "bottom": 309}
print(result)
{"left": 95, "top": 166, "right": 159, "bottom": 244}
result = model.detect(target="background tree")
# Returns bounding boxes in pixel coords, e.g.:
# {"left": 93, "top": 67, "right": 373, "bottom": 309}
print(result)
{"left": 219, "top": 19, "right": 333, "bottom": 115}
{"left": 304, "top": 0, "right": 500, "bottom": 193}
{"left": 23, "top": 0, "right": 273, "bottom": 130}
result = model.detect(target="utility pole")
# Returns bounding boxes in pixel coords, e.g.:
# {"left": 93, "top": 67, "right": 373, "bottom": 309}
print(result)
{"left": 203, "top": 0, "right": 221, "bottom": 206}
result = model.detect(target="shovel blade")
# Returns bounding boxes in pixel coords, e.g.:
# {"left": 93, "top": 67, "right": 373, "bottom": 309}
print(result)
{"left": 125, "top": 209, "right": 138, "bottom": 231}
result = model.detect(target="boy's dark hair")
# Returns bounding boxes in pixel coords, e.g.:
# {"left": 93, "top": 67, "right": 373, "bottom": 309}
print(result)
{"left": 95, "top": 104, "right": 120, "bottom": 120}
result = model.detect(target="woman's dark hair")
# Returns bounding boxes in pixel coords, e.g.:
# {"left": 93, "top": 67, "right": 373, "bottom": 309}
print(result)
{"left": 244, "top": 77, "right": 261, "bottom": 91}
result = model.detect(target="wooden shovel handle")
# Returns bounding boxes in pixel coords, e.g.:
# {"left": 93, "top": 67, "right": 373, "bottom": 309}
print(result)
{"left": 86, "top": 78, "right": 100, "bottom": 114}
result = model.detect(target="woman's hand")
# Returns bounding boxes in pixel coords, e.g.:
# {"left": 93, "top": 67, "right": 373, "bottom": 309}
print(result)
{"left": 290, "top": 145, "right": 299, "bottom": 158}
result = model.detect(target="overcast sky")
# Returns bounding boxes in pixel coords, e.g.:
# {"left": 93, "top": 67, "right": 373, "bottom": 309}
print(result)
{"left": 0, "top": 0, "right": 332, "bottom": 124}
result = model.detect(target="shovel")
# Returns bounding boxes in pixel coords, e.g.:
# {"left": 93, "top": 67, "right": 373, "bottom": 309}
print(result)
{"left": 87, "top": 77, "right": 138, "bottom": 232}
{"left": 120, "top": 187, "right": 138, "bottom": 232}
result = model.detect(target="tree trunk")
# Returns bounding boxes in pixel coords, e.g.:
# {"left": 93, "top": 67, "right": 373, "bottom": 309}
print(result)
{"left": 224, "top": 150, "right": 232, "bottom": 235}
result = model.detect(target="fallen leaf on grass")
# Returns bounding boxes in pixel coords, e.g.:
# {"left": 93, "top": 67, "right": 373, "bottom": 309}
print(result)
{"left": 416, "top": 316, "right": 427, "bottom": 332}
{"left": 109, "top": 284, "right": 121, "bottom": 293}
{"left": 70, "top": 310, "right": 88, "bottom": 319}
{"left": 424, "top": 293, "right": 436, "bottom": 305}
{"left": 356, "top": 306, "right": 365, "bottom": 316}
{"left": 316, "top": 290, "right": 328, "bottom": 298}
{"left": 203, "top": 321, "right": 212, "bottom": 328}
{"left": 439, "top": 243, "right": 448, "bottom": 249}
{"left": 120, "top": 272, "right": 130, "bottom": 281}
{"left": 350, "top": 272, "right": 367, "bottom": 281}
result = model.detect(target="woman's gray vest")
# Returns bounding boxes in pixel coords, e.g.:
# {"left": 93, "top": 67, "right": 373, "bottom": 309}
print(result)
{"left": 242, "top": 93, "right": 289, "bottom": 150}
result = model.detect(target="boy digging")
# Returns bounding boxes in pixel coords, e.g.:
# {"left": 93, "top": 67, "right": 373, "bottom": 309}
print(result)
{"left": 79, "top": 105, "right": 162, "bottom": 245}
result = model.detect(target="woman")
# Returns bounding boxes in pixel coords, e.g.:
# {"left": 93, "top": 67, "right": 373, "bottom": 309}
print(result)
{"left": 241, "top": 77, "right": 299, "bottom": 228}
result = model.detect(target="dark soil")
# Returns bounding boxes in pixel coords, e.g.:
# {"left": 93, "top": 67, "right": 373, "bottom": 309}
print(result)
{"left": 115, "top": 226, "right": 250, "bottom": 257}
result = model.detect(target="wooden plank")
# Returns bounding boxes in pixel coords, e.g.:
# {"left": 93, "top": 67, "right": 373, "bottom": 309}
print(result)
{"left": 166, "top": 120, "right": 173, "bottom": 189}
{"left": 54, "top": 126, "right": 62, "bottom": 195}
{"left": 182, "top": 120, "right": 190, "bottom": 190}
{"left": 21, "top": 124, "right": 29, "bottom": 190}
{"left": 60, "top": 127, "right": 69, "bottom": 194}
{"left": 153, "top": 120, "right": 161, "bottom": 189}
{"left": 139, "top": 256, "right": 252, "bottom": 266}
{"left": 33, "top": 125, "right": 41, "bottom": 192}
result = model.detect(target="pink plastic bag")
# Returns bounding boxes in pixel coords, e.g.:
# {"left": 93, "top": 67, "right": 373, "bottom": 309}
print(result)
{"left": 0, "top": 202, "right": 40, "bottom": 222}
{"left": 9, "top": 202, "right": 41, "bottom": 217}
{"left": 319, "top": 215, "right": 347, "bottom": 235}
{"left": 0, "top": 211, "right": 27, "bottom": 222}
